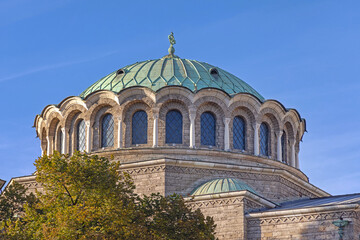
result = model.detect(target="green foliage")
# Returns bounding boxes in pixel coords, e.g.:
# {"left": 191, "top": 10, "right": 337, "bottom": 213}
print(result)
{"left": 0, "top": 181, "right": 36, "bottom": 231}
{"left": 138, "top": 193, "right": 217, "bottom": 240}
{"left": 1, "top": 151, "right": 217, "bottom": 240}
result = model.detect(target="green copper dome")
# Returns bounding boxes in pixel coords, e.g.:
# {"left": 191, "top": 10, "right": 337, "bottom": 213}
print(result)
{"left": 191, "top": 178, "right": 257, "bottom": 196}
{"left": 79, "top": 58, "right": 264, "bottom": 101}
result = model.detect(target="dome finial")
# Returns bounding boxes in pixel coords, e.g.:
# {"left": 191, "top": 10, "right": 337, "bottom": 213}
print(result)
{"left": 166, "top": 32, "right": 177, "bottom": 58}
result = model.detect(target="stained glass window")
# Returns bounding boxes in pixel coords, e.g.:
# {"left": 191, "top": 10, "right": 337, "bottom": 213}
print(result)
{"left": 101, "top": 114, "right": 114, "bottom": 148}
{"left": 260, "top": 123, "right": 269, "bottom": 156}
{"left": 233, "top": 116, "right": 245, "bottom": 150}
{"left": 132, "top": 110, "right": 147, "bottom": 144}
{"left": 166, "top": 110, "right": 182, "bottom": 144}
{"left": 201, "top": 112, "right": 216, "bottom": 146}
{"left": 281, "top": 131, "right": 287, "bottom": 164}
{"left": 77, "top": 120, "right": 86, "bottom": 151}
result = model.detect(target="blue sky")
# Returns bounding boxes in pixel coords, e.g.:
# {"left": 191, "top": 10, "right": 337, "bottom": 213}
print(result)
{"left": 0, "top": 0, "right": 359, "bottom": 195}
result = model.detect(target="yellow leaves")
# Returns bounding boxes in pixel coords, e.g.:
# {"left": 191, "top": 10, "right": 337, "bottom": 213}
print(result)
{"left": 1, "top": 152, "right": 217, "bottom": 240}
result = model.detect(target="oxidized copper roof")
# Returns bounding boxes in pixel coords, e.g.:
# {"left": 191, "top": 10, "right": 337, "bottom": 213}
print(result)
{"left": 80, "top": 58, "right": 264, "bottom": 100}
{"left": 191, "top": 178, "right": 258, "bottom": 196}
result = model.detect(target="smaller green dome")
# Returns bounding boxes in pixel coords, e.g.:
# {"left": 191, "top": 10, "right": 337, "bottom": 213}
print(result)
{"left": 191, "top": 178, "right": 257, "bottom": 196}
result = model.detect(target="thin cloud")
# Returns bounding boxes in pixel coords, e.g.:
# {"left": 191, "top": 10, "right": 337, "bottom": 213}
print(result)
{"left": 0, "top": 0, "right": 70, "bottom": 27}
{"left": 0, "top": 51, "right": 118, "bottom": 83}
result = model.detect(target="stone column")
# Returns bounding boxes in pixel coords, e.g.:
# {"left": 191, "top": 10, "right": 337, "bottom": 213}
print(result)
{"left": 46, "top": 136, "right": 51, "bottom": 155}
{"left": 152, "top": 108, "right": 159, "bottom": 147}
{"left": 61, "top": 127, "right": 66, "bottom": 154}
{"left": 40, "top": 145, "right": 45, "bottom": 156}
{"left": 85, "top": 121, "right": 91, "bottom": 153}
{"left": 295, "top": 149, "right": 299, "bottom": 169}
{"left": 291, "top": 142, "right": 296, "bottom": 167}
{"left": 117, "top": 117, "right": 123, "bottom": 149}
{"left": 277, "top": 131, "right": 283, "bottom": 162}
{"left": 253, "top": 123, "right": 260, "bottom": 155}
{"left": 189, "top": 108, "right": 196, "bottom": 148}
{"left": 224, "top": 118, "right": 231, "bottom": 151}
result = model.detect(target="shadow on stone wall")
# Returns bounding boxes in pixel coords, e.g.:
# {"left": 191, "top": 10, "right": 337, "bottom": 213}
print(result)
{"left": 246, "top": 217, "right": 356, "bottom": 240}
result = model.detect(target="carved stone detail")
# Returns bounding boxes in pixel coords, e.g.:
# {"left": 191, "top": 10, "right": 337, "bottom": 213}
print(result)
{"left": 244, "top": 198, "right": 264, "bottom": 213}
{"left": 247, "top": 211, "right": 359, "bottom": 226}
{"left": 124, "top": 165, "right": 166, "bottom": 175}
{"left": 121, "top": 164, "right": 318, "bottom": 199}
{"left": 187, "top": 197, "right": 244, "bottom": 209}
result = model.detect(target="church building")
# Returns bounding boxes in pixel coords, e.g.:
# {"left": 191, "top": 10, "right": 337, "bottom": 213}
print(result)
{"left": 6, "top": 34, "right": 360, "bottom": 239}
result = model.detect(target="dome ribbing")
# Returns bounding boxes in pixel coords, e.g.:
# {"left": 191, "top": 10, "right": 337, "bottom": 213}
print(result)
{"left": 79, "top": 58, "right": 264, "bottom": 101}
{"left": 191, "top": 178, "right": 257, "bottom": 196}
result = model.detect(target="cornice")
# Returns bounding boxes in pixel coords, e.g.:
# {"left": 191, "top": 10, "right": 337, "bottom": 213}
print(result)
{"left": 184, "top": 190, "right": 276, "bottom": 209}
{"left": 118, "top": 157, "right": 329, "bottom": 198}
{"left": 246, "top": 208, "right": 359, "bottom": 226}
{"left": 96, "top": 147, "right": 310, "bottom": 181}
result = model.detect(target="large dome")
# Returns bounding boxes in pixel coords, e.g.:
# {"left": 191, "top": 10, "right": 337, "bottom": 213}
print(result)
{"left": 79, "top": 58, "right": 264, "bottom": 101}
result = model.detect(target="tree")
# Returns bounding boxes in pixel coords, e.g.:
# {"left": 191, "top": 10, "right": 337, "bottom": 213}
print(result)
{"left": 139, "top": 193, "right": 216, "bottom": 240}
{"left": 1, "top": 152, "right": 217, "bottom": 240}
{"left": 0, "top": 181, "right": 36, "bottom": 231}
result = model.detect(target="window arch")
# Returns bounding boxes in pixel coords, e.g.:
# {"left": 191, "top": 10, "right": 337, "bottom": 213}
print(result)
{"left": 260, "top": 123, "right": 269, "bottom": 156}
{"left": 201, "top": 112, "right": 216, "bottom": 146}
{"left": 233, "top": 116, "right": 246, "bottom": 150}
{"left": 281, "top": 131, "right": 287, "bottom": 164}
{"left": 132, "top": 110, "right": 148, "bottom": 144}
{"left": 101, "top": 114, "right": 114, "bottom": 148}
{"left": 57, "top": 128, "right": 64, "bottom": 154}
{"left": 166, "top": 110, "right": 183, "bottom": 144}
{"left": 77, "top": 120, "right": 86, "bottom": 151}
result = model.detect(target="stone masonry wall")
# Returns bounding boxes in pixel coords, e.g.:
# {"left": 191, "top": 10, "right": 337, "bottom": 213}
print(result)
{"left": 124, "top": 165, "right": 166, "bottom": 196}
{"left": 164, "top": 165, "right": 316, "bottom": 203}
{"left": 354, "top": 210, "right": 360, "bottom": 239}
{"left": 187, "top": 196, "right": 247, "bottom": 240}
{"left": 247, "top": 210, "right": 360, "bottom": 240}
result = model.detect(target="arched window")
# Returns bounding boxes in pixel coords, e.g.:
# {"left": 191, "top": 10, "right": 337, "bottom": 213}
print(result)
{"left": 233, "top": 116, "right": 246, "bottom": 150}
{"left": 260, "top": 123, "right": 269, "bottom": 156}
{"left": 132, "top": 110, "right": 148, "bottom": 144}
{"left": 57, "top": 128, "right": 64, "bottom": 154}
{"left": 281, "top": 131, "right": 287, "bottom": 164}
{"left": 77, "top": 120, "right": 86, "bottom": 151}
{"left": 101, "top": 114, "right": 114, "bottom": 148}
{"left": 166, "top": 110, "right": 183, "bottom": 144}
{"left": 201, "top": 112, "right": 216, "bottom": 146}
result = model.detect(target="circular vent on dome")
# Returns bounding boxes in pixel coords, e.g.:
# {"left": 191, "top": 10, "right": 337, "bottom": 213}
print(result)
{"left": 79, "top": 58, "right": 265, "bottom": 101}
{"left": 210, "top": 68, "right": 219, "bottom": 79}
{"left": 116, "top": 69, "right": 125, "bottom": 75}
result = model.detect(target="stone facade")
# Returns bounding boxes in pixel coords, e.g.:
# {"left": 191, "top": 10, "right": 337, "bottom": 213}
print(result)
{"left": 186, "top": 191, "right": 274, "bottom": 240}
{"left": 247, "top": 208, "right": 360, "bottom": 240}
{"left": 34, "top": 87, "right": 304, "bottom": 169}
{"left": 4, "top": 73, "right": 358, "bottom": 239}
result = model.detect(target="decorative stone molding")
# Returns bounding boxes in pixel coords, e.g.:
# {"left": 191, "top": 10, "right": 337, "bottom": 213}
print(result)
{"left": 163, "top": 165, "right": 317, "bottom": 198}
{"left": 244, "top": 198, "right": 266, "bottom": 213}
{"left": 247, "top": 210, "right": 359, "bottom": 226}
{"left": 187, "top": 197, "right": 244, "bottom": 208}
{"left": 112, "top": 158, "right": 326, "bottom": 200}
{"left": 124, "top": 165, "right": 166, "bottom": 175}
{"left": 185, "top": 191, "right": 275, "bottom": 209}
